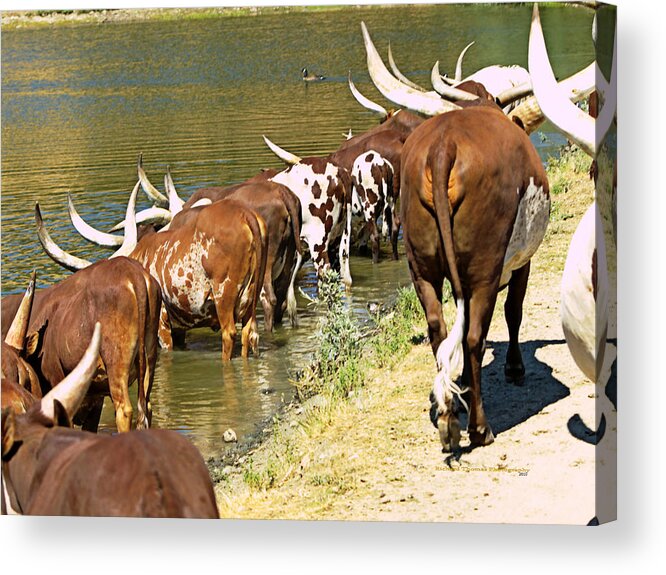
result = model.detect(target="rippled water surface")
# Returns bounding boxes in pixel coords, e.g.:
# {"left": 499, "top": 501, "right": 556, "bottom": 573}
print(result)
{"left": 1, "top": 4, "right": 595, "bottom": 457}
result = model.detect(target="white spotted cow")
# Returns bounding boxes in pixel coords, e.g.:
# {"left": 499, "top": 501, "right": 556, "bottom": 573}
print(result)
{"left": 263, "top": 137, "right": 353, "bottom": 288}
{"left": 349, "top": 150, "right": 395, "bottom": 263}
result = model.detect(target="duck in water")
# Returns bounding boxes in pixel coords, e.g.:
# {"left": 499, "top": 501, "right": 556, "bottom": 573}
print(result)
{"left": 302, "top": 67, "right": 325, "bottom": 82}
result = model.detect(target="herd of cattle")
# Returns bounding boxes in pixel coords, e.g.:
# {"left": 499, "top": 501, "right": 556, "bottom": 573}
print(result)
{"left": 1, "top": 6, "right": 616, "bottom": 518}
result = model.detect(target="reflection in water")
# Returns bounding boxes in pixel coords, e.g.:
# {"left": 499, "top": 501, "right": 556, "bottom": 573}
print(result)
{"left": 1, "top": 4, "right": 594, "bottom": 457}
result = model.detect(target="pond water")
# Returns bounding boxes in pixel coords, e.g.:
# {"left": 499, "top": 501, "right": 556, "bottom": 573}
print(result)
{"left": 1, "top": 4, "right": 595, "bottom": 458}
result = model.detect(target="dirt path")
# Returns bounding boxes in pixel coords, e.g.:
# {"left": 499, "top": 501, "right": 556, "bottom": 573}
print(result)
{"left": 214, "top": 149, "right": 617, "bottom": 525}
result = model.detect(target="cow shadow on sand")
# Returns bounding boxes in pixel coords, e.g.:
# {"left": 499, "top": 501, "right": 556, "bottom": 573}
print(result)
{"left": 450, "top": 338, "right": 571, "bottom": 457}
{"left": 449, "top": 337, "right": 617, "bottom": 458}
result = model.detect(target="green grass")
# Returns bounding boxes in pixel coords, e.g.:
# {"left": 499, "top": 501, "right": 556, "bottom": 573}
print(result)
{"left": 295, "top": 269, "right": 365, "bottom": 402}
{"left": 1, "top": 5, "right": 371, "bottom": 30}
{"left": 547, "top": 145, "right": 591, "bottom": 196}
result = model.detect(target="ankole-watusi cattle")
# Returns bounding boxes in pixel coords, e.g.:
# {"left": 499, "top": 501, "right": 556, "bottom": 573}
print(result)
{"left": 260, "top": 138, "right": 354, "bottom": 288}
{"left": 263, "top": 134, "right": 395, "bottom": 263}
{"left": 131, "top": 165, "right": 303, "bottom": 330}
{"left": 37, "top": 182, "right": 268, "bottom": 360}
{"left": 1, "top": 323, "right": 219, "bottom": 518}
{"left": 529, "top": 4, "right": 617, "bottom": 397}
{"left": 400, "top": 103, "right": 551, "bottom": 452}
{"left": 361, "top": 48, "right": 548, "bottom": 449}
{"left": 348, "top": 150, "right": 395, "bottom": 263}
{"left": 358, "top": 20, "right": 600, "bottom": 451}
{"left": 2, "top": 272, "right": 41, "bottom": 414}
{"left": 1, "top": 257, "right": 161, "bottom": 434}
{"left": 137, "top": 150, "right": 352, "bottom": 291}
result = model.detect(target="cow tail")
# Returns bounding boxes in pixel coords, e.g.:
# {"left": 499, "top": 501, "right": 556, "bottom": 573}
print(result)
{"left": 279, "top": 187, "right": 304, "bottom": 257}
{"left": 248, "top": 211, "right": 268, "bottom": 338}
{"left": 382, "top": 160, "right": 395, "bottom": 239}
{"left": 278, "top": 188, "right": 303, "bottom": 326}
{"left": 135, "top": 279, "right": 149, "bottom": 430}
{"left": 338, "top": 167, "right": 353, "bottom": 288}
{"left": 431, "top": 146, "right": 468, "bottom": 415}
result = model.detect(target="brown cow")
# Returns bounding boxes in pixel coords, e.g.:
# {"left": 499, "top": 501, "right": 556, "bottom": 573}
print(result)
{"left": 355, "top": 21, "right": 601, "bottom": 451}
{"left": 167, "top": 178, "right": 303, "bottom": 330}
{"left": 1, "top": 324, "right": 219, "bottom": 518}
{"left": 37, "top": 183, "right": 267, "bottom": 361}
{"left": 1, "top": 257, "right": 161, "bottom": 434}
{"left": 129, "top": 199, "right": 268, "bottom": 358}
{"left": 400, "top": 103, "right": 550, "bottom": 452}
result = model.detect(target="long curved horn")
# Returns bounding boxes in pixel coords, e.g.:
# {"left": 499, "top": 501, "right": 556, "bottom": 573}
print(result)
{"left": 361, "top": 21, "right": 460, "bottom": 116}
{"left": 108, "top": 206, "right": 173, "bottom": 232}
{"left": 495, "top": 80, "right": 534, "bottom": 107}
{"left": 138, "top": 153, "right": 168, "bottom": 207}
{"left": 455, "top": 41, "right": 475, "bottom": 81}
{"left": 440, "top": 75, "right": 458, "bottom": 87}
{"left": 387, "top": 41, "right": 426, "bottom": 91}
{"left": 39, "top": 322, "right": 102, "bottom": 422}
{"left": 5, "top": 270, "right": 36, "bottom": 351}
{"left": 508, "top": 61, "right": 596, "bottom": 135}
{"left": 190, "top": 198, "right": 213, "bottom": 209}
{"left": 110, "top": 181, "right": 140, "bottom": 259}
{"left": 165, "top": 167, "right": 184, "bottom": 216}
{"left": 35, "top": 203, "right": 92, "bottom": 272}
{"left": 431, "top": 61, "right": 478, "bottom": 101}
{"left": 68, "top": 194, "right": 123, "bottom": 248}
{"left": 348, "top": 72, "right": 389, "bottom": 117}
{"left": 528, "top": 4, "right": 614, "bottom": 156}
{"left": 263, "top": 135, "right": 302, "bottom": 165}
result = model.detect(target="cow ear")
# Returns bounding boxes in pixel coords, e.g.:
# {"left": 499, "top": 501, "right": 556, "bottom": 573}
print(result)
{"left": 52, "top": 399, "right": 73, "bottom": 428}
{"left": 25, "top": 320, "right": 47, "bottom": 358}
{"left": 1, "top": 408, "right": 16, "bottom": 459}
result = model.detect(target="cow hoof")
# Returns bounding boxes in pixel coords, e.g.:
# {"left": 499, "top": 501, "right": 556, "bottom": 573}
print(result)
{"left": 437, "top": 413, "right": 461, "bottom": 452}
{"left": 469, "top": 426, "right": 495, "bottom": 447}
{"left": 504, "top": 363, "right": 525, "bottom": 385}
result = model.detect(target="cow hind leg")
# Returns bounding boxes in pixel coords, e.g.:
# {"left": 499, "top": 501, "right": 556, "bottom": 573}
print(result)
{"left": 504, "top": 262, "right": 530, "bottom": 384}
{"left": 108, "top": 369, "right": 134, "bottom": 433}
{"left": 79, "top": 398, "right": 104, "bottom": 433}
{"left": 241, "top": 312, "right": 259, "bottom": 359}
{"left": 369, "top": 218, "right": 380, "bottom": 264}
{"left": 259, "top": 284, "right": 276, "bottom": 333}
{"left": 135, "top": 355, "right": 153, "bottom": 430}
{"left": 157, "top": 305, "right": 174, "bottom": 350}
{"left": 465, "top": 287, "right": 499, "bottom": 448}
{"left": 212, "top": 281, "right": 239, "bottom": 361}
{"left": 412, "top": 277, "right": 462, "bottom": 452}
